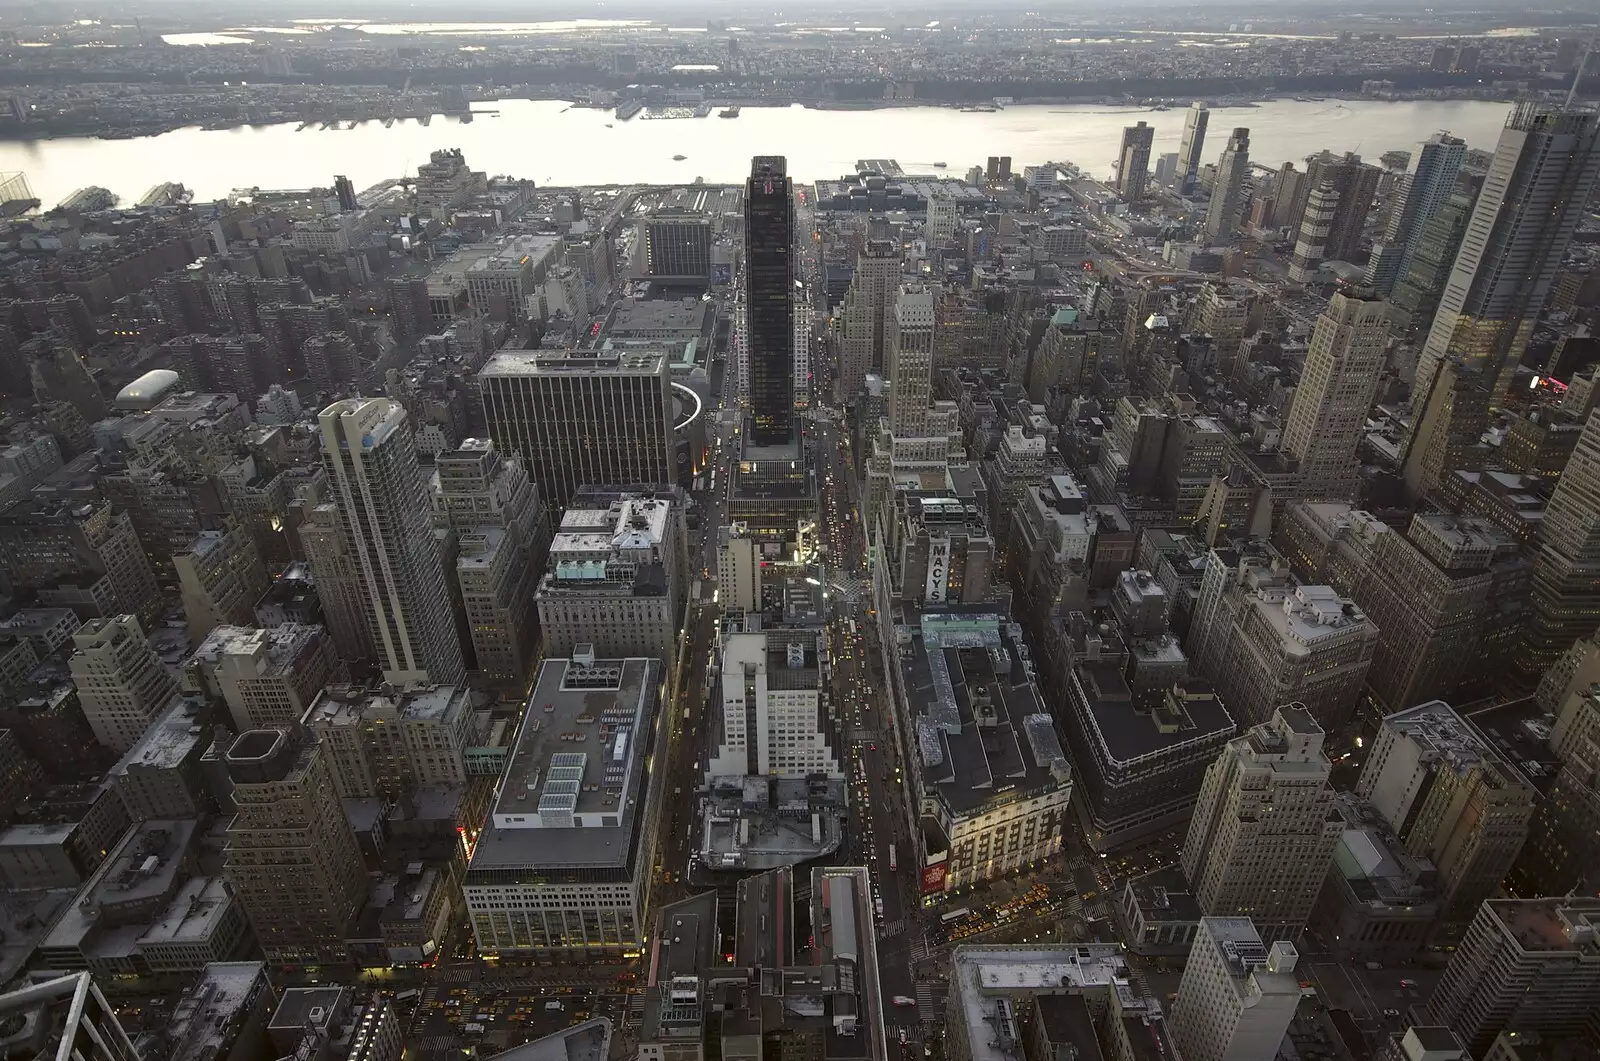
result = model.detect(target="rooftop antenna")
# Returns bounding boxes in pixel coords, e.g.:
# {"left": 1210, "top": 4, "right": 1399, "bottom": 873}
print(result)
{"left": 1565, "top": 40, "right": 1594, "bottom": 109}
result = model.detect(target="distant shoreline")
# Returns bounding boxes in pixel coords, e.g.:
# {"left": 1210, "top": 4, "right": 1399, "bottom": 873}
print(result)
{"left": 0, "top": 90, "right": 1523, "bottom": 145}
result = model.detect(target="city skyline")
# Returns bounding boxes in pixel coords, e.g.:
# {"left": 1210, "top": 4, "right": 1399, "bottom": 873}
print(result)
{"left": 0, "top": 13, "right": 1598, "bottom": 1056}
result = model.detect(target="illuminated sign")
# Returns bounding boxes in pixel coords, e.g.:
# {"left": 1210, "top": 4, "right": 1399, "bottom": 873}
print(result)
{"left": 926, "top": 539, "right": 950, "bottom": 603}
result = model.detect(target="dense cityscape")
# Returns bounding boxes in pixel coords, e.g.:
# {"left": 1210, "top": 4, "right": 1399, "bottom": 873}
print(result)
{"left": 0, "top": 5, "right": 1599, "bottom": 1061}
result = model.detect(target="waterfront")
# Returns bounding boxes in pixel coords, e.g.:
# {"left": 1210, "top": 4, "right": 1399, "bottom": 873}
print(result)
{"left": 0, "top": 97, "right": 1518, "bottom": 207}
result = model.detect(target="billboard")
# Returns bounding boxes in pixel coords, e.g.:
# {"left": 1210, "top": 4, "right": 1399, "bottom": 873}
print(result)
{"left": 925, "top": 539, "right": 950, "bottom": 603}
{"left": 713, "top": 263, "right": 732, "bottom": 286}
{"left": 921, "top": 862, "right": 949, "bottom": 895}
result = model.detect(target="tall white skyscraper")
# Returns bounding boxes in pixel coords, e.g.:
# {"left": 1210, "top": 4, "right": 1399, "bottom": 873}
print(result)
{"left": 888, "top": 283, "right": 936, "bottom": 437}
{"left": 1365, "top": 131, "right": 1466, "bottom": 294}
{"left": 1204, "top": 128, "right": 1251, "bottom": 242}
{"left": 1172, "top": 919, "right": 1301, "bottom": 1061}
{"left": 1414, "top": 103, "right": 1600, "bottom": 406}
{"left": 1178, "top": 101, "right": 1210, "bottom": 195}
{"left": 318, "top": 398, "right": 465, "bottom": 686}
{"left": 1181, "top": 706, "right": 1342, "bottom": 941}
{"left": 1281, "top": 289, "right": 1391, "bottom": 497}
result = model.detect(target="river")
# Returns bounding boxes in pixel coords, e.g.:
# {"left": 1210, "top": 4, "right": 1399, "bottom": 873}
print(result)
{"left": 0, "top": 97, "right": 1517, "bottom": 208}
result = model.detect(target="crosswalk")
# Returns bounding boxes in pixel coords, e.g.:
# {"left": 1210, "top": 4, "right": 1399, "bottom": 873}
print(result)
{"left": 420, "top": 1035, "right": 461, "bottom": 1052}
{"left": 916, "top": 982, "right": 936, "bottom": 1017}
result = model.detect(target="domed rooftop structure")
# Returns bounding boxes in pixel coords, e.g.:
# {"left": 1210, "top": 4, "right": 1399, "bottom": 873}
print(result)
{"left": 113, "top": 369, "right": 181, "bottom": 411}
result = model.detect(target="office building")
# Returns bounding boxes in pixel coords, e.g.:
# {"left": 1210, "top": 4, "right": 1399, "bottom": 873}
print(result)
{"left": 35, "top": 819, "right": 251, "bottom": 979}
{"left": 1366, "top": 132, "right": 1467, "bottom": 294}
{"left": 414, "top": 148, "right": 484, "bottom": 218}
{"left": 1390, "top": 192, "right": 1475, "bottom": 341}
{"left": 1178, "top": 102, "right": 1210, "bottom": 195}
{"left": 1427, "top": 898, "right": 1600, "bottom": 1057}
{"left": 1401, "top": 357, "right": 1492, "bottom": 500}
{"left": 1284, "top": 152, "right": 1382, "bottom": 265}
{"left": 0, "top": 972, "right": 141, "bottom": 1061}
{"left": 464, "top": 654, "right": 667, "bottom": 959}
{"left": 1204, "top": 128, "right": 1251, "bottom": 242}
{"left": 185, "top": 623, "right": 338, "bottom": 731}
{"left": 0, "top": 783, "right": 131, "bottom": 890}
{"left": 638, "top": 866, "right": 887, "bottom": 1061}
{"left": 706, "top": 628, "right": 841, "bottom": 780}
{"left": 1118, "top": 121, "right": 1155, "bottom": 202}
{"left": 1351, "top": 514, "right": 1528, "bottom": 711}
{"left": 1282, "top": 289, "right": 1391, "bottom": 498}
{"left": 0, "top": 497, "right": 160, "bottom": 626}
{"left": 886, "top": 494, "right": 995, "bottom": 608}
{"left": 1413, "top": 103, "right": 1600, "bottom": 417}
{"left": 1511, "top": 681, "right": 1600, "bottom": 898}
{"left": 1287, "top": 182, "right": 1339, "bottom": 283}
{"left": 716, "top": 521, "right": 762, "bottom": 614}
{"left": 1056, "top": 609, "right": 1236, "bottom": 852}
{"left": 1524, "top": 409, "right": 1600, "bottom": 673}
{"left": 1171, "top": 919, "right": 1301, "bottom": 1061}
{"left": 221, "top": 726, "right": 367, "bottom": 965}
{"left": 174, "top": 526, "right": 269, "bottom": 636}
{"left": 891, "top": 607, "right": 1073, "bottom": 894}
{"left": 536, "top": 488, "right": 687, "bottom": 668}
{"left": 70, "top": 615, "right": 179, "bottom": 754}
{"left": 839, "top": 241, "right": 902, "bottom": 397}
{"left": 1312, "top": 794, "right": 1443, "bottom": 964}
{"left": 298, "top": 501, "right": 375, "bottom": 664}
{"left": 108, "top": 697, "right": 210, "bottom": 821}
{"left": 641, "top": 213, "right": 713, "bottom": 282}
{"left": 305, "top": 683, "right": 475, "bottom": 798}
{"left": 926, "top": 192, "right": 958, "bottom": 245}
{"left": 1356, "top": 701, "right": 1534, "bottom": 924}
{"left": 888, "top": 284, "right": 937, "bottom": 438}
{"left": 156, "top": 961, "right": 276, "bottom": 1061}
{"left": 431, "top": 438, "right": 549, "bottom": 692}
{"left": 945, "top": 944, "right": 1132, "bottom": 1061}
{"left": 319, "top": 397, "right": 465, "bottom": 686}
{"left": 1194, "top": 547, "right": 1377, "bottom": 734}
{"left": 746, "top": 156, "right": 795, "bottom": 445}
{"left": 1181, "top": 707, "right": 1341, "bottom": 941}
{"left": 480, "top": 349, "right": 676, "bottom": 513}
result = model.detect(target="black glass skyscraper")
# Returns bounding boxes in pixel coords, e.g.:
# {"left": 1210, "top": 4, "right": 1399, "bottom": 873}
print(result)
{"left": 744, "top": 156, "right": 795, "bottom": 446}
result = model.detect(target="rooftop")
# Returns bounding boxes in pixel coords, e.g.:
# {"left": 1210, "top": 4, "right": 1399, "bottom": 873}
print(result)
{"left": 474, "top": 656, "right": 659, "bottom": 869}
{"left": 303, "top": 683, "right": 473, "bottom": 729}
{"left": 950, "top": 944, "right": 1130, "bottom": 1061}
{"left": 1247, "top": 583, "right": 1373, "bottom": 655}
{"left": 1487, "top": 898, "right": 1600, "bottom": 954}
{"left": 896, "top": 605, "right": 1071, "bottom": 819}
{"left": 1376, "top": 700, "right": 1512, "bottom": 777}
{"left": 1124, "top": 866, "right": 1203, "bottom": 924}
{"left": 40, "top": 819, "right": 199, "bottom": 955}
{"left": 485, "top": 1018, "right": 613, "bottom": 1061}
{"left": 108, "top": 696, "right": 205, "bottom": 776}
{"left": 479, "top": 348, "right": 668, "bottom": 378}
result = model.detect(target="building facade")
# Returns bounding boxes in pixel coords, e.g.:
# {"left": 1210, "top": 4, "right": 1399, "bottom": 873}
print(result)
{"left": 1181, "top": 706, "right": 1341, "bottom": 941}
{"left": 318, "top": 398, "right": 465, "bottom": 686}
